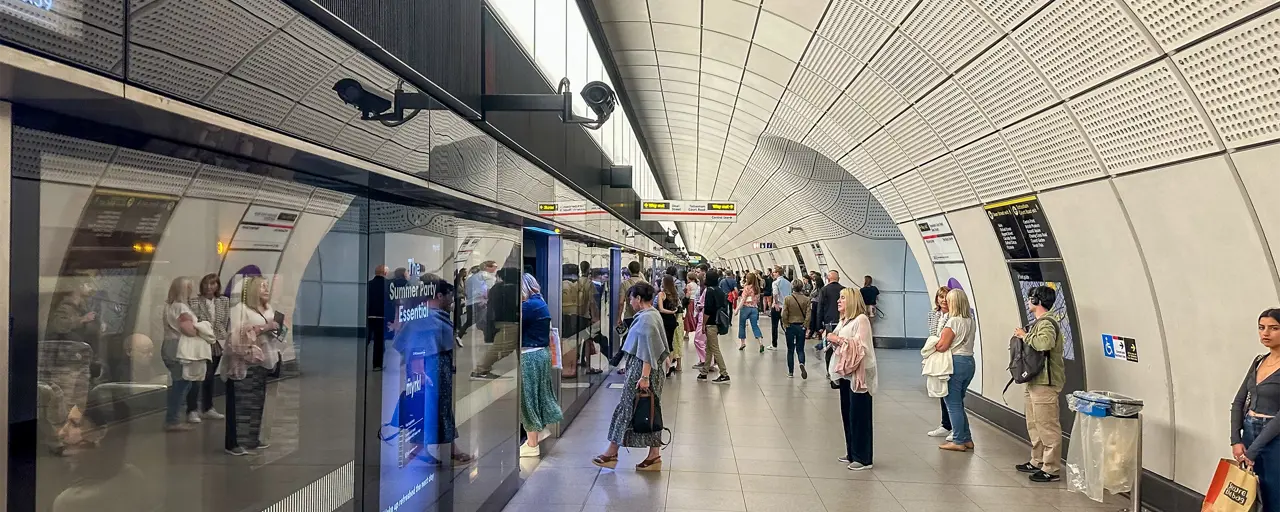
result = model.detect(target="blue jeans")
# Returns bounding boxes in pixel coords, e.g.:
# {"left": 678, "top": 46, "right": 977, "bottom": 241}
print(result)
{"left": 1245, "top": 416, "right": 1280, "bottom": 510}
{"left": 164, "top": 360, "right": 193, "bottom": 426}
{"left": 785, "top": 324, "right": 806, "bottom": 373}
{"left": 738, "top": 307, "right": 762, "bottom": 340}
{"left": 945, "top": 355, "right": 976, "bottom": 444}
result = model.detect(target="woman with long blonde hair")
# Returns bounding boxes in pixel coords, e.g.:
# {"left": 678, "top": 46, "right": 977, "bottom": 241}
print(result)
{"left": 223, "top": 276, "right": 280, "bottom": 455}
{"left": 825, "top": 288, "right": 876, "bottom": 470}
{"left": 162, "top": 277, "right": 200, "bottom": 432}
{"left": 936, "top": 288, "right": 977, "bottom": 452}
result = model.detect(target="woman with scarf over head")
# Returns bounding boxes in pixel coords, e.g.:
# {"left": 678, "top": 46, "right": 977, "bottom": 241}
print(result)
{"left": 592, "top": 281, "right": 669, "bottom": 471}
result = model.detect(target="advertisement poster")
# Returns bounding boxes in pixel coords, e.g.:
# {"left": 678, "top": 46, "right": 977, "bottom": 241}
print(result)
{"left": 1009, "top": 260, "right": 1085, "bottom": 432}
{"left": 378, "top": 261, "right": 445, "bottom": 511}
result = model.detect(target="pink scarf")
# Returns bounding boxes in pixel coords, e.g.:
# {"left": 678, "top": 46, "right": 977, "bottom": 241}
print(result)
{"left": 834, "top": 319, "right": 869, "bottom": 392}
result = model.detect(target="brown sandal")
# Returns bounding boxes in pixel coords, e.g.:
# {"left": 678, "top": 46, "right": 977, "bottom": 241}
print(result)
{"left": 636, "top": 456, "right": 662, "bottom": 471}
{"left": 592, "top": 454, "right": 618, "bottom": 469}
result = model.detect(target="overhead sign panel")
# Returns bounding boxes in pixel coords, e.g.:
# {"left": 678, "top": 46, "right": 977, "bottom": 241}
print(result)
{"left": 537, "top": 201, "right": 607, "bottom": 219}
{"left": 640, "top": 200, "right": 737, "bottom": 222}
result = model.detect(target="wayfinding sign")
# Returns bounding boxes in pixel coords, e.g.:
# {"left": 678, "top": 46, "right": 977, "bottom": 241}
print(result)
{"left": 640, "top": 200, "right": 737, "bottom": 222}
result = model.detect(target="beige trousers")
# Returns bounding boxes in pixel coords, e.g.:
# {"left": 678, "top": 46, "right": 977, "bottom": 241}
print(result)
{"left": 1025, "top": 383, "right": 1063, "bottom": 473}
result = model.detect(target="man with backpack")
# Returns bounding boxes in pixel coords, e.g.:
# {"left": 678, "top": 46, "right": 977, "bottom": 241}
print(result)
{"left": 697, "top": 269, "right": 731, "bottom": 384}
{"left": 1011, "top": 285, "right": 1066, "bottom": 483}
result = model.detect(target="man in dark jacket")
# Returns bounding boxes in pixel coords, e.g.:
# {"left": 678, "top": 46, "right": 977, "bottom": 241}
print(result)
{"left": 367, "top": 265, "right": 390, "bottom": 371}
{"left": 816, "top": 270, "right": 844, "bottom": 351}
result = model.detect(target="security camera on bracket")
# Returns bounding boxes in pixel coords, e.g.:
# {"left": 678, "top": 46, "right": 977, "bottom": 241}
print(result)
{"left": 480, "top": 78, "right": 615, "bottom": 130}
{"left": 332, "top": 78, "right": 434, "bottom": 127}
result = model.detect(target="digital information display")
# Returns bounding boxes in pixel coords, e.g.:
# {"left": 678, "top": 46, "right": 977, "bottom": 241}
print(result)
{"left": 536, "top": 201, "right": 606, "bottom": 219}
{"left": 640, "top": 200, "right": 737, "bottom": 222}
{"left": 984, "top": 196, "right": 1061, "bottom": 260}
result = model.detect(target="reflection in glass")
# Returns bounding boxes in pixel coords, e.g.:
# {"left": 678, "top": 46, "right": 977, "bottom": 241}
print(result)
{"left": 517, "top": 273, "right": 562, "bottom": 458}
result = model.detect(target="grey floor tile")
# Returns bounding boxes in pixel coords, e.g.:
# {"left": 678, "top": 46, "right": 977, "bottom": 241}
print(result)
{"left": 820, "top": 498, "right": 907, "bottom": 512}
{"left": 743, "top": 491, "right": 827, "bottom": 512}
{"left": 882, "top": 481, "right": 976, "bottom": 503}
{"left": 733, "top": 446, "right": 799, "bottom": 462}
{"left": 506, "top": 483, "right": 593, "bottom": 505}
{"left": 663, "top": 488, "right": 746, "bottom": 511}
{"left": 734, "top": 459, "right": 806, "bottom": 476}
{"left": 667, "top": 456, "right": 739, "bottom": 474}
{"left": 667, "top": 471, "right": 744, "bottom": 491}
{"left": 737, "top": 474, "right": 817, "bottom": 494}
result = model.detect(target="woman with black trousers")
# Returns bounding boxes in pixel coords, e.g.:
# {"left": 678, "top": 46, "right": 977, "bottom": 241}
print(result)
{"left": 186, "top": 273, "right": 229, "bottom": 423}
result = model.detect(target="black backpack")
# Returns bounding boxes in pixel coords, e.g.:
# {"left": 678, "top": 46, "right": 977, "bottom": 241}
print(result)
{"left": 1003, "top": 316, "right": 1060, "bottom": 396}
{"left": 714, "top": 291, "right": 731, "bottom": 335}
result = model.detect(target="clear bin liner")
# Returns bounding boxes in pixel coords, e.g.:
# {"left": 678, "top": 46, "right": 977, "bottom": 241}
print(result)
{"left": 1065, "top": 411, "right": 1142, "bottom": 502}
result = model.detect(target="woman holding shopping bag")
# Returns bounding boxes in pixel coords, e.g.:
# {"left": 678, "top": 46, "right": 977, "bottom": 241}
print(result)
{"left": 1230, "top": 308, "right": 1280, "bottom": 509}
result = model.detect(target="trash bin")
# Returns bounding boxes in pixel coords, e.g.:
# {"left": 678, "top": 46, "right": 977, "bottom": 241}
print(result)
{"left": 1065, "top": 391, "right": 1144, "bottom": 507}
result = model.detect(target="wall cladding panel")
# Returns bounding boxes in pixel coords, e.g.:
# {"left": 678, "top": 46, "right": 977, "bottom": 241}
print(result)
{"left": 1038, "top": 180, "right": 1175, "bottom": 477}
{"left": 1113, "top": 156, "right": 1280, "bottom": 492}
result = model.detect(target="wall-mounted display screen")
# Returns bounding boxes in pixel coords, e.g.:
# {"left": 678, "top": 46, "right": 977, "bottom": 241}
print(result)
{"left": 984, "top": 196, "right": 1061, "bottom": 261}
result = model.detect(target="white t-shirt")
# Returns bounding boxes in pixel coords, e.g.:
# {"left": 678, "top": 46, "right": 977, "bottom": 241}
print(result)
{"left": 943, "top": 316, "right": 976, "bottom": 357}
{"left": 163, "top": 302, "right": 195, "bottom": 343}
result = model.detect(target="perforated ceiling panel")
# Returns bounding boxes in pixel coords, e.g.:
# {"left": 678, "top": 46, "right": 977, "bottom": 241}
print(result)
{"left": 12, "top": 127, "right": 115, "bottom": 185}
{"left": 1173, "top": 8, "right": 1280, "bottom": 149}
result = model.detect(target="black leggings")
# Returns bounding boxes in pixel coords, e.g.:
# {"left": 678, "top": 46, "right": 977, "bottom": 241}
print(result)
{"left": 940, "top": 398, "right": 952, "bottom": 431}
{"left": 186, "top": 354, "right": 222, "bottom": 413}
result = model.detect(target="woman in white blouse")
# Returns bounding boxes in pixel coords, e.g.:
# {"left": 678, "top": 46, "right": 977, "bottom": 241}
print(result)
{"left": 223, "top": 276, "right": 280, "bottom": 455}
{"left": 825, "top": 288, "right": 876, "bottom": 471}
{"left": 161, "top": 277, "right": 200, "bottom": 432}
{"left": 925, "top": 286, "right": 952, "bottom": 440}
{"left": 936, "top": 288, "right": 978, "bottom": 452}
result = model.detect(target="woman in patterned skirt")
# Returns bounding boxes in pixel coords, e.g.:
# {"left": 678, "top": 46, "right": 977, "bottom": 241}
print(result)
{"left": 592, "top": 281, "right": 669, "bottom": 471}
{"left": 517, "top": 274, "right": 563, "bottom": 457}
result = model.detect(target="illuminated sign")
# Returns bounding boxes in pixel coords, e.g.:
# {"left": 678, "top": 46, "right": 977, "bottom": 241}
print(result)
{"left": 640, "top": 200, "right": 737, "bottom": 223}
{"left": 536, "top": 201, "right": 606, "bottom": 219}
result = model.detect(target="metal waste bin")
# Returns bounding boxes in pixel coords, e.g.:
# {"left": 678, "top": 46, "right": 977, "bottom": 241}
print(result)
{"left": 1065, "top": 391, "right": 1144, "bottom": 511}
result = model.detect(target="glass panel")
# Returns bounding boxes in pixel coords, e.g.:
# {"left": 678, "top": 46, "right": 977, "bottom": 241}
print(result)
{"left": 533, "top": 0, "right": 567, "bottom": 86}
{"left": 12, "top": 121, "right": 362, "bottom": 511}
{"left": 372, "top": 208, "right": 521, "bottom": 512}
{"left": 490, "top": 0, "right": 536, "bottom": 52}
{"left": 556, "top": 240, "right": 579, "bottom": 413}
{"left": 0, "top": 0, "right": 125, "bottom": 76}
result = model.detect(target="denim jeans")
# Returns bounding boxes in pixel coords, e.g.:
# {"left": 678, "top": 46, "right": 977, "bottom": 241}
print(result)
{"left": 164, "top": 360, "right": 193, "bottom": 426}
{"left": 945, "top": 355, "right": 976, "bottom": 444}
{"left": 737, "top": 306, "right": 762, "bottom": 340}
{"left": 1245, "top": 416, "right": 1280, "bottom": 510}
{"left": 785, "top": 324, "right": 806, "bottom": 374}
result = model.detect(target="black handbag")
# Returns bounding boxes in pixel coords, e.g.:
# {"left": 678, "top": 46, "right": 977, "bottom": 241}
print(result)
{"left": 630, "top": 389, "right": 670, "bottom": 442}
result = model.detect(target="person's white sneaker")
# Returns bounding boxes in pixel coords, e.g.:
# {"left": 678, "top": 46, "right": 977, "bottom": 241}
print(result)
{"left": 927, "top": 426, "right": 951, "bottom": 437}
{"left": 946, "top": 433, "right": 955, "bottom": 442}
{"left": 767, "top": 346, "right": 778, "bottom": 351}
{"left": 519, "top": 443, "right": 540, "bottom": 458}
{"left": 188, "top": 412, "right": 202, "bottom": 424}
{"left": 202, "top": 409, "right": 225, "bottom": 420}
{"left": 847, "top": 462, "right": 873, "bottom": 471}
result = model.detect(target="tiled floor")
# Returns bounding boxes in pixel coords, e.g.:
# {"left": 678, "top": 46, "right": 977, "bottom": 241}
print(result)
{"left": 504, "top": 328, "right": 1132, "bottom": 512}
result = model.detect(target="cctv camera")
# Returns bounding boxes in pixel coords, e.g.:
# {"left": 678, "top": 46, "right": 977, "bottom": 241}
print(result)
{"left": 580, "top": 81, "right": 616, "bottom": 119}
{"left": 333, "top": 78, "right": 392, "bottom": 120}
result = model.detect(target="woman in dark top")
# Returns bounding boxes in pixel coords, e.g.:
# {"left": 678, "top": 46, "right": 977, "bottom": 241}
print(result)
{"left": 1234, "top": 308, "right": 1280, "bottom": 508}
{"left": 518, "top": 274, "right": 563, "bottom": 458}
{"left": 658, "top": 275, "right": 680, "bottom": 377}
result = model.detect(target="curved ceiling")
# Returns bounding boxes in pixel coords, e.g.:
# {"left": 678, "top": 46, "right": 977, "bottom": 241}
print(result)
{"left": 588, "top": 0, "right": 1280, "bottom": 257}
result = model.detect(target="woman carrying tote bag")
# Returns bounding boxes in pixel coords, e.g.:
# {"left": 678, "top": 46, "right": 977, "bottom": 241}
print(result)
{"left": 592, "top": 282, "right": 669, "bottom": 471}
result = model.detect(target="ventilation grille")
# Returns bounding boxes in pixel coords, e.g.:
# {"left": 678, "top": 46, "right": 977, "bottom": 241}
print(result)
{"left": 886, "top": 109, "right": 946, "bottom": 167}
{"left": 971, "top": 0, "right": 1051, "bottom": 31}
{"left": 1174, "top": 8, "right": 1280, "bottom": 149}
{"left": 819, "top": 0, "right": 894, "bottom": 61}
{"left": 848, "top": 69, "right": 908, "bottom": 124}
{"left": 916, "top": 155, "right": 979, "bottom": 212}
{"left": 279, "top": 106, "right": 345, "bottom": 147}
{"left": 205, "top": 77, "right": 294, "bottom": 127}
{"left": 956, "top": 39, "right": 1056, "bottom": 129}
{"left": 869, "top": 184, "right": 912, "bottom": 222}
{"left": 255, "top": 176, "right": 314, "bottom": 210}
{"left": 234, "top": 32, "right": 337, "bottom": 101}
{"left": 861, "top": 130, "right": 913, "bottom": 181}
{"left": 302, "top": 188, "right": 353, "bottom": 218}
{"left": 187, "top": 165, "right": 262, "bottom": 203}
{"left": 1003, "top": 106, "right": 1104, "bottom": 189}
{"left": 1070, "top": 60, "right": 1217, "bottom": 175}
{"left": 892, "top": 170, "right": 941, "bottom": 217}
{"left": 127, "top": 45, "right": 221, "bottom": 102}
{"left": 801, "top": 36, "right": 865, "bottom": 89}
{"left": 901, "top": 0, "right": 1000, "bottom": 73}
{"left": 869, "top": 33, "right": 946, "bottom": 102}
{"left": 130, "top": 0, "right": 273, "bottom": 72}
{"left": 954, "top": 133, "right": 1033, "bottom": 202}
{"left": 1013, "top": 0, "right": 1159, "bottom": 97}
{"left": 100, "top": 149, "right": 198, "bottom": 195}
{"left": 12, "top": 127, "right": 114, "bottom": 184}
{"left": 1128, "top": 0, "right": 1273, "bottom": 51}
{"left": 838, "top": 146, "right": 889, "bottom": 187}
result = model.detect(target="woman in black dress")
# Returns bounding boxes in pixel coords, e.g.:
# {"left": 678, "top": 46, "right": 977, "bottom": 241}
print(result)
{"left": 657, "top": 276, "right": 680, "bottom": 376}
